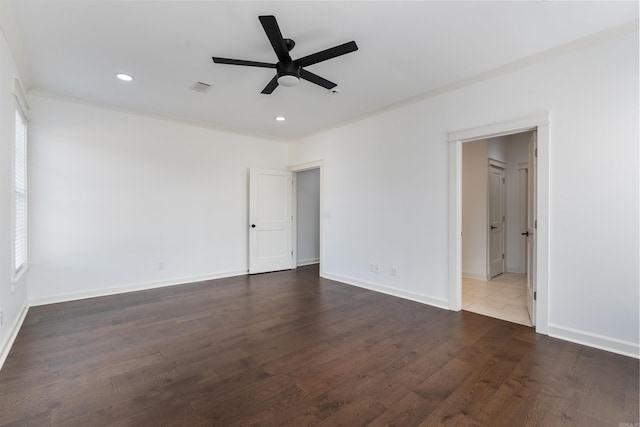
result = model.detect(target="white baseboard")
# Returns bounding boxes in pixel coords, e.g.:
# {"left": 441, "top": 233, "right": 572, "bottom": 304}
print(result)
{"left": 297, "top": 258, "right": 319, "bottom": 267}
{"left": 548, "top": 324, "right": 639, "bottom": 359}
{"left": 322, "top": 272, "right": 450, "bottom": 311}
{"left": 462, "top": 272, "right": 488, "bottom": 281}
{"left": 29, "top": 269, "right": 248, "bottom": 307}
{"left": 0, "top": 302, "right": 29, "bottom": 371}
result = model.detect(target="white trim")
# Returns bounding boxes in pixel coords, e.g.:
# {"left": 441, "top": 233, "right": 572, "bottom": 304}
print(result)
{"left": 462, "top": 272, "right": 488, "bottom": 281}
{"left": 0, "top": 303, "right": 29, "bottom": 371}
{"left": 448, "top": 114, "right": 550, "bottom": 337}
{"left": 10, "top": 264, "right": 28, "bottom": 294}
{"left": 448, "top": 140, "right": 462, "bottom": 310}
{"left": 548, "top": 324, "right": 640, "bottom": 359}
{"left": 448, "top": 114, "right": 547, "bottom": 143}
{"left": 288, "top": 159, "right": 324, "bottom": 172}
{"left": 291, "top": 172, "right": 298, "bottom": 270}
{"left": 12, "top": 77, "right": 30, "bottom": 119}
{"left": 297, "top": 258, "right": 320, "bottom": 267}
{"left": 323, "top": 272, "right": 450, "bottom": 311}
{"left": 535, "top": 125, "right": 550, "bottom": 334}
{"left": 29, "top": 269, "right": 247, "bottom": 307}
{"left": 488, "top": 158, "right": 506, "bottom": 168}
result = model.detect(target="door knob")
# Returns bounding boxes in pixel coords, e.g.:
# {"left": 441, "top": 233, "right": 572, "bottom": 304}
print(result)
{"left": 491, "top": 225, "right": 497, "bottom": 230}
{"left": 251, "top": 224, "right": 256, "bottom": 228}
{"left": 521, "top": 231, "right": 530, "bottom": 236}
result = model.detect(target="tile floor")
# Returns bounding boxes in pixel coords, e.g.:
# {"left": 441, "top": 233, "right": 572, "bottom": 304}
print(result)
{"left": 462, "top": 273, "right": 533, "bottom": 327}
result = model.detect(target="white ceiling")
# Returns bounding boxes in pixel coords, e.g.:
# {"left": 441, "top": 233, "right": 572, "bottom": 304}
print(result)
{"left": 4, "top": 1, "right": 638, "bottom": 141}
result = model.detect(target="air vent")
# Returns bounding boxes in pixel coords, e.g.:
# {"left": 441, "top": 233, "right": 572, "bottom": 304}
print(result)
{"left": 190, "top": 81, "right": 211, "bottom": 93}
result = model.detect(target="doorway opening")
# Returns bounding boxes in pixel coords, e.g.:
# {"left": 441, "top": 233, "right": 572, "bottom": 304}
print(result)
{"left": 461, "top": 132, "right": 532, "bottom": 326}
{"left": 448, "top": 114, "right": 549, "bottom": 335}
{"left": 295, "top": 168, "right": 320, "bottom": 268}
{"left": 290, "top": 161, "right": 324, "bottom": 277}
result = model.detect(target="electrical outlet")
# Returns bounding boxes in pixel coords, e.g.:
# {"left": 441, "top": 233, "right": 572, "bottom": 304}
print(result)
{"left": 158, "top": 262, "right": 165, "bottom": 271}
{"left": 372, "top": 264, "right": 379, "bottom": 273}
{"left": 391, "top": 266, "right": 398, "bottom": 277}
{"left": 0, "top": 309, "right": 3, "bottom": 327}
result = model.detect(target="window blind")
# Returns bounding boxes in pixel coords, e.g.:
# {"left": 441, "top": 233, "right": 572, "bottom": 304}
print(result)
{"left": 14, "top": 108, "right": 27, "bottom": 273}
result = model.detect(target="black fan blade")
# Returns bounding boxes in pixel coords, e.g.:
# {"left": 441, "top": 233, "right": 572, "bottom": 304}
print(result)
{"left": 259, "top": 15, "right": 291, "bottom": 63}
{"left": 212, "top": 57, "right": 276, "bottom": 68}
{"left": 261, "top": 75, "right": 279, "bottom": 94}
{"left": 299, "top": 69, "right": 336, "bottom": 90}
{"left": 297, "top": 41, "right": 358, "bottom": 68}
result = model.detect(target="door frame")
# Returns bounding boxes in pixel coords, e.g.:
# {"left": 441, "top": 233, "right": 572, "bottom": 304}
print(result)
{"left": 448, "top": 114, "right": 549, "bottom": 335}
{"left": 289, "top": 160, "right": 324, "bottom": 277}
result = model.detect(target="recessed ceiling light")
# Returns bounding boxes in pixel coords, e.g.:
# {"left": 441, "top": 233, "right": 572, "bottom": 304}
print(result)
{"left": 116, "top": 73, "right": 133, "bottom": 82}
{"left": 275, "top": 116, "right": 286, "bottom": 122}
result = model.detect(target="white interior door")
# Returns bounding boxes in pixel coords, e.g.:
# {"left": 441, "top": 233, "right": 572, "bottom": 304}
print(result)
{"left": 518, "top": 165, "right": 528, "bottom": 274}
{"left": 488, "top": 163, "right": 505, "bottom": 278}
{"left": 249, "top": 168, "right": 294, "bottom": 274}
{"left": 526, "top": 131, "right": 537, "bottom": 325}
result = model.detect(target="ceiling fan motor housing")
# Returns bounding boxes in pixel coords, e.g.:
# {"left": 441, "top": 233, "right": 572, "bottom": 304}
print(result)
{"left": 277, "top": 62, "right": 300, "bottom": 86}
{"left": 284, "top": 38, "right": 295, "bottom": 51}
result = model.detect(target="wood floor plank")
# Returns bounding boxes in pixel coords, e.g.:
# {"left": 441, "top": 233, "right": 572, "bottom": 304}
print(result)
{"left": 0, "top": 265, "right": 637, "bottom": 426}
{"left": 470, "top": 335, "right": 566, "bottom": 425}
{"left": 417, "top": 337, "right": 532, "bottom": 425}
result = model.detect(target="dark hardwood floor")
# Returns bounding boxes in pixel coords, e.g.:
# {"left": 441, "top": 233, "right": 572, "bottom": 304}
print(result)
{"left": 0, "top": 265, "right": 637, "bottom": 426}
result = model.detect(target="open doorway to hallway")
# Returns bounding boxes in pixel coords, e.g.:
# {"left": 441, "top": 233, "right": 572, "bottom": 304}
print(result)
{"left": 295, "top": 168, "right": 320, "bottom": 268}
{"left": 461, "top": 131, "right": 533, "bottom": 326}
{"left": 290, "top": 160, "right": 324, "bottom": 277}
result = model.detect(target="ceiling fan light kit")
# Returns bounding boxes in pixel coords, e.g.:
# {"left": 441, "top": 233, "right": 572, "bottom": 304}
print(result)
{"left": 212, "top": 15, "right": 358, "bottom": 94}
{"left": 277, "top": 74, "right": 299, "bottom": 87}
{"left": 276, "top": 61, "right": 300, "bottom": 87}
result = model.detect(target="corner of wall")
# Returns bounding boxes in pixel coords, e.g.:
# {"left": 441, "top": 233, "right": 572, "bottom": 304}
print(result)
{"left": 0, "top": 302, "right": 28, "bottom": 371}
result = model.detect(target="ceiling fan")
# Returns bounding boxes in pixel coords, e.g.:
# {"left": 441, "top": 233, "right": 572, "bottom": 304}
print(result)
{"left": 212, "top": 15, "right": 358, "bottom": 94}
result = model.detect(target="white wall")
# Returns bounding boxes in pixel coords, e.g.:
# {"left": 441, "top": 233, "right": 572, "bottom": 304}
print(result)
{"left": 296, "top": 168, "right": 320, "bottom": 265}
{"left": 0, "top": 21, "right": 29, "bottom": 366}
{"left": 461, "top": 139, "right": 488, "bottom": 279}
{"left": 487, "top": 136, "right": 508, "bottom": 163}
{"left": 289, "top": 30, "right": 639, "bottom": 356}
{"left": 27, "top": 95, "right": 288, "bottom": 303}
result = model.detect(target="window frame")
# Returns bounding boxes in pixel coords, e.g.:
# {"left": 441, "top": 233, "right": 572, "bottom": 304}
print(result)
{"left": 11, "top": 77, "right": 30, "bottom": 286}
